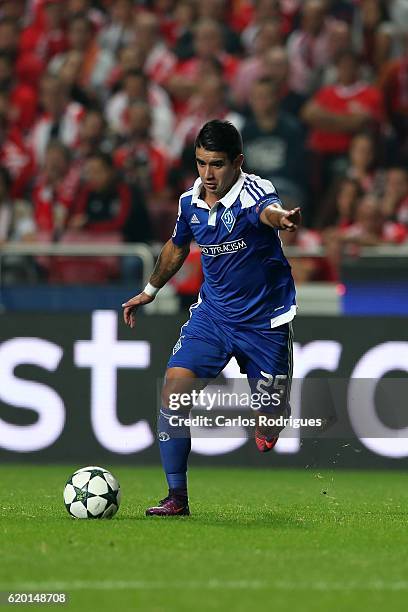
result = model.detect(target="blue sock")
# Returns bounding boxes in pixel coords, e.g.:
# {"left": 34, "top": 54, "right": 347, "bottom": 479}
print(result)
{"left": 158, "top": 407, "right": 191, "bottom": 497}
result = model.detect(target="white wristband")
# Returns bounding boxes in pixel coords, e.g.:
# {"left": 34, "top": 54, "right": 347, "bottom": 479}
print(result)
{"left": 143, "top": 282, "right": 160, "bottom": 297}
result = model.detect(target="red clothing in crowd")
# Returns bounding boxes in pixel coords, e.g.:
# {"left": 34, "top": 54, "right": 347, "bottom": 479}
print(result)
{"left": 114, "top": 142, "right": 168, "bottom": 194}
{"left": 29, "top": 102, "right": 85, "bottom": 165}
{"left": 9, "top": 83, "right": 38, "bottom": 132}
{"left": 74, "top": 182, "right": 131, "bottom": 233}
{"left": 19, "top": 23, "right": 67, "bottom": 64}
{"left": 173, "top": 54, "right": 240, "bottom": 86}
{"left": 309, "top": 82, "right": 384, "bottom": 154}
{"left": 144, "top": 43, "right": 177, "bottom": 87}
{"left": 0, "top": 127, "right": 35, "bottom": 198}
{"left": 229, "top": 0, "right": 254, "bottom": 32}
{"left": 171, "top": 243, "right": 203, "bottom": 296}
{"left": 378, "top": 57, "right": 408, "bottom": 119}
{"left": 32, "top": 168, "right": 79, "bottom": 232}
{"left": 15, "top": 53, "right": 46, "bottom": 91}
{"left": 341, "top": 220, "right": 407, "bottom": 244}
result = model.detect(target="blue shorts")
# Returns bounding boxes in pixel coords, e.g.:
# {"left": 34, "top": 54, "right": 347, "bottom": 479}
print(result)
{"left": 167, "top": 305, "right": 293, "bottom": 409}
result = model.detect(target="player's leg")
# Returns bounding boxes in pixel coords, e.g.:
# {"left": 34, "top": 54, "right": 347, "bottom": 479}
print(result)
{"left": 147, "top": 366, "right": 203, "bottom": 517}
{"left": 233, "top": 322, "right": 294, "bottom": 453}
{"left": 146, "top": 311, "right": 232, "bottom": 516}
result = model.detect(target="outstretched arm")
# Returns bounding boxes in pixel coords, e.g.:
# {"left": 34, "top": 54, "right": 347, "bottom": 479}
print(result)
{"left": 260, "top": 205, "right": 301, "bottom": 232}
{"left": 122, "top": 239, "right": 190, "bottom": 328}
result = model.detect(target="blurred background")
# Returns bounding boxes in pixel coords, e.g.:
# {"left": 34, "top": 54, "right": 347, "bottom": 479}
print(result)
{"left": 0, "top": 0, "right": 407, "bottom": 468}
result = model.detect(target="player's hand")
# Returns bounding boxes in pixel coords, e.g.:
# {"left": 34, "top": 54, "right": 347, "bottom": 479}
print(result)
{"left": 280, "top": 207, "right": 301, "bottom": 232}
{"left": 122, "top": 292, "right": 155, "bottom": 328}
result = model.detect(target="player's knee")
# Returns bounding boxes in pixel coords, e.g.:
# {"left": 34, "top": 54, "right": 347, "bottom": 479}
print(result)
{"left": 161, "top": 385, "right": 193, "bottom": 411}
{"left": 161, "top": 383, "right": 177, "bottom": 410}
{"left": 161, "top": 368, "right": 197, "bottom": 410}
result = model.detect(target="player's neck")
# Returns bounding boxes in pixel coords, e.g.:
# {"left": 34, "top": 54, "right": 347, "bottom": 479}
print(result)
{"left": 202, "top": 172, "right": 241, "bottom": 207}
{"left": 204, "top": 193, "right": 220, "bottom": 208}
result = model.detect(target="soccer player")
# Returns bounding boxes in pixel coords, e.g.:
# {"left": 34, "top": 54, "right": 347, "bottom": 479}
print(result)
{"left": 122, "top": 120, "right": 301, "bottom": 516}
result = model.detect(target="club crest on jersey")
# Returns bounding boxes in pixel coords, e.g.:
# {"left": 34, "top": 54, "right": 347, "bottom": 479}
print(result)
{"left": 221, "top": 208, "right": 235, "bottom": 233}
{"left": 191, "top": 213, "right": 200, "bottom": 224}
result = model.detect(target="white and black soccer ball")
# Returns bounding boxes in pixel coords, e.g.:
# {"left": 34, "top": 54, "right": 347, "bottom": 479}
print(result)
{"left": 63, "top": 466, "right": 121, "bottom": 519}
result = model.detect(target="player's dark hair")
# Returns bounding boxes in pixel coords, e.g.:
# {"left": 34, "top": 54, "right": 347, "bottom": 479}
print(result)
{"left": 195, "top": 120, "right": 243, "bottom": 162}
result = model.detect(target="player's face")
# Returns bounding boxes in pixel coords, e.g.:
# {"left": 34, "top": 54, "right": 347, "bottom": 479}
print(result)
{"left": 195, "top": 147, "right": 243, "bottom": 200}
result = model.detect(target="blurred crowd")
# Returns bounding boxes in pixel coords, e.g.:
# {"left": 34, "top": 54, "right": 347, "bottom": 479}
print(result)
{"left": 0, "top": 0, "right": 408, "bottom": 286}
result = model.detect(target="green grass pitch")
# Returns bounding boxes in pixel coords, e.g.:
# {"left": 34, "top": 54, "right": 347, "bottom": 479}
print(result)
{"left": 1, "top": 465, "right": 408, "bottom": 612}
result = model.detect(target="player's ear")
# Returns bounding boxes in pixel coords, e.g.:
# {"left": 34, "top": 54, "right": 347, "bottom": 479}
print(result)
{"left": 233, "top": 153, "right": 244, "bottom": 169}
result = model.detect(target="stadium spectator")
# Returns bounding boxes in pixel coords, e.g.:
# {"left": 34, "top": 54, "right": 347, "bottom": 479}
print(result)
{"left": 0, "top": 16, "right": 21, "bottom": 57}
{"left": 280, "top": 224, "right": 331, "bottom": 283}
{"left": 197, "top": 0, "right": 242, "bottom": 56}
{"left": 302, "top": 49, "right": 384, "bottom": 209}
{"left": 351, "top": 0, "right": 389, "bottom": 70}
{"left": 0, "top": 0, "right": 406, "bottom": 284}
{"left": 322, "top": 192, "right": 407, "bottom": 273}
{"left": 54, "top": 151, "right": 151, "bottom": 283}
{"left": 66, "top": 0, "right": 105, "bottom": 30}
{"left": 341, "top": 193, "right": 407, "bottom": 246}
{"left": 106, "top": 44, "right": 145, "bottom": 92}
{"left": 172, "top": 0, "right": 197, "bottom": 61}
{"left": 0, "top": 0, "right": 27, "bottom": 24}
{"left": 68, "top": 152, "right": 134, "bottom": 236}
{"left": 0, "top": 165, "right": 35, "bottom": 244}
{"left": 0, "top": 51, "right": 38, "bottom": 133}
{"left": 242, "top": 77, "right": 306, "bottom": 205}
{"left": 51, "top": 50, "right": 96, "bottom": 109}
{"left": 29, "top": 73, "right": 85, "bottom": 165}
{"left": 232, "top": 20, "right": 282, "bottom": 109}
{"left": 31, "top": 141, "right": 79, "bottom": 239}
{"left": 320, "top": 19, "right": 353, "bottom": 86}
{"left": 132, "top": 11, "right": 177, "bottom": 87}
{"left": 167, "top": 19, "right": 240, "bottom": 112}
{"left": 0, "top": 165, "right": 37, "bottom": 283}
{"left": 75, "top": 108, "right": 113, "bottom": 164}
{"left": 228, "top": 0, "right": 254, "bottom": 34}
{"left": 171, "top": 74, "right": 244, "bottom": 161}
{"left": 0, "top": 93, "right": 35, "bottom": 198}
{"left": 317, "top": 176, "right": 363, "bottom": 229}
{"left": 287, "top": 0, "right": 340, "bottom": 95}
{"left": 263, "top": 46, "right": 308, "bottom": 118}
{"left": 378, "top": 37, "right": 408, "bottom": 155}
{"left": 371, "top": 22, "right": 398, "bottom": 74}
{"left": 114, "top": 101, "right": 169, "bottom": 201}
{"left": 98, "top": 0, "right": 134, "bottom": 56}
{"left": 19, "top": 0, "right": 67, "bottom": 64}
{"left": 49, "top": 12, "right": 115, "bottom": 98}
{"left": 105, "top": 69, "right": 174, "bottom": 147}
{"left": 240, "top": 0, "right": 282, "bottom": 53}
{"left": 343, "top": 132, "right": 380, "bottom": 193}
{"left": 380, "top": 167, "right": 408, "bottom": 226}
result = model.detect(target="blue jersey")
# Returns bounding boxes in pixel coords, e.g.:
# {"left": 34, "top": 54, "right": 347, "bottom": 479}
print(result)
{"left": 172, "top": 171, "right": 296, "bottom": 330}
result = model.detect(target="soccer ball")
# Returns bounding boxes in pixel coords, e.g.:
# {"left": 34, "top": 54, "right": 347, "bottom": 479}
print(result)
{"left": 63, "top": 466, "right": 121, "bottom": 519}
